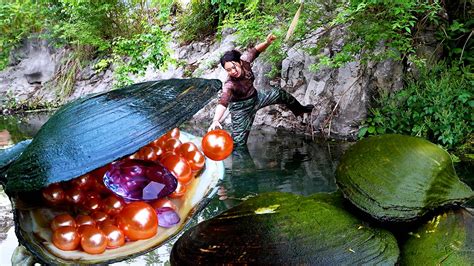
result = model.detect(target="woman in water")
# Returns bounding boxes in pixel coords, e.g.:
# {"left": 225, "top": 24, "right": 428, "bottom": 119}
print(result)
{"left": 208, "top": 33, "right": 314, "bottom": 146}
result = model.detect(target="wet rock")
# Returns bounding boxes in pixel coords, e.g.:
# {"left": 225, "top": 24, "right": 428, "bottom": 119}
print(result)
{"left": 0, "top": 36, "right": 61, "bottom": 104}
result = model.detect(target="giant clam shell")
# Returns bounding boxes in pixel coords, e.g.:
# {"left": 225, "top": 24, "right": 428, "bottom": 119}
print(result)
{"left": 2, "top": 78, "right": 221, "bottom": 192}
{"left": 0, "top": 79, "right": 225, "bottom": 264}
{"left": 13, "top": 132, "right": 224, "bottom": 264}
{"left": 401, "top": 208, "right": 474, "bottom": 264}
{"left": 170, "top": 192, "right": 400, "bottom": 264}
{"left": 336, "top": 134, "right": 474, "bottom": 222}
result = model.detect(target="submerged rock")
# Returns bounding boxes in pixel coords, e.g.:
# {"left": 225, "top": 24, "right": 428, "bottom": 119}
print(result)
{"left": 336, "top": 134, "right": 474, "bottom": 222}
{"left": 401, "top": 208, "right": 474, "bottom": 265}
{"left": 171, "top": 192, "right": 399, "bottom": 265}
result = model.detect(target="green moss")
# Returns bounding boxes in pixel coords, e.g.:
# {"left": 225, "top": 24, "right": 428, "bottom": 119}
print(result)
{"left": 172, "top": 192, "right": 399, "bottom": 264}
{"left": 336, "top": 134, "right": 474, "bottom": 222}
{"left": 401, "top": 209, "right": 474, "bottom": 265}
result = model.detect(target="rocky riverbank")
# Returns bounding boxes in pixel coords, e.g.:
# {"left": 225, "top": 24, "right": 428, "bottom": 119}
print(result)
{"left": 0, "top": 27, "right": 407, "bottom": 139}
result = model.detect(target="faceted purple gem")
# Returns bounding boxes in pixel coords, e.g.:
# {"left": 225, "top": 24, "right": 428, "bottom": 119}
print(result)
{"left": 156, "top": 207, "right": 180, "bottom": 228}
{"left": 103, "top": 159, "right": 178, "bottom": 201}
{"left": 142, "top": 181, "right": 166, "bottom": 200}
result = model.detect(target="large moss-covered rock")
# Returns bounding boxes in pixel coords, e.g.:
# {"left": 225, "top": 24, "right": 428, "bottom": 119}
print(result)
{"left": 171, "top": 192, "right": 399, "bottom": 265}
{"left": 336, "top": 134, "right": 474, "bottom": 222}
{"left": 401, "top": 208, "right": 474, "bottom": 265}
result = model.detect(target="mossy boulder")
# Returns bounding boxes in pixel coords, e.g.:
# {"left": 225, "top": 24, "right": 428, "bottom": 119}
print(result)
{"left": 171, "top": 192, "right": 399, "bottom": 265}
{"left": 401, "top": 208, "right": 474, "bottom": 265}
{"left": 336, "top": 134, "right": 474, "bottom": 222}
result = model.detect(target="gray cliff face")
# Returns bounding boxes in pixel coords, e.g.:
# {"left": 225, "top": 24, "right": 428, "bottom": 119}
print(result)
{"left": 0, "top": 37, "right": 61, "bottom": 104}
{"left": 0, "top": 29, "right": 406, "bottom": 139}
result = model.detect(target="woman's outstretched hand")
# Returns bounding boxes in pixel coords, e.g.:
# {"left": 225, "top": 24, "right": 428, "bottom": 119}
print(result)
{"left": 256, "top": 33, "right": 277, "bottom": 52}
{"left": 208, "top": 120, "right": 222, "bottom": 132}
{"left": 266, "top": 33, "right": 277, "bottom": 44}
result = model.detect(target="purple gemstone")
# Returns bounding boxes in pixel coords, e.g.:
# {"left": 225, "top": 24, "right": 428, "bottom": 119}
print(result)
{"left": 103, "top": 159, "right": 177, "bottom": 201}
{"left": 142, "top": 181, "right": 166, "bottom": 200}
{"left": 156, "top": 207, "right": 180, "bottom": 228}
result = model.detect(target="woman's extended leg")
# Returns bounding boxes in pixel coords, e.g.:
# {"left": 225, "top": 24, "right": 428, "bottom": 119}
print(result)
{"left": 256, "top": 86, "right": 313, "bottom": 116}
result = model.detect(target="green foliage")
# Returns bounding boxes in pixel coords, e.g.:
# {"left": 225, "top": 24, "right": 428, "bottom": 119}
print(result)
{"left": 176, "top": 0, "right": 469, "bottom": 78}
{"left": 1, "top": 0, "right": 174, "bottom": 94}
{"left": 211, "top": 0, "right": 247, "bottom": 24}
{"left": 0, "top": 1, "right": 44, "bottom": 69}
{"left": 222, "top": 11, "right": 285, "bottom": 77}
{"left": 176, "top": 0, "right": 292, "bottom": 42}
{"left": 358, "top": 63, "right": 473, "bottom": 149}
{"left": 438, "top": 18, "right": 473, "bottom": 66}
{"left": 43, "top": 0, "right": 172, "bottom": 51}
{"left": 216, "top": 1, "right": 301, "bottom": 77}
{"left": 312, "top": 0, "right": 442, "bottom": 70}
{"left": 176, "top": 0, "right": 219, "bottom": 43}
{"left": 44, "top": 0, "right": 117, "bottom": 51}
{"left": 223, "top": 13, "right": 275, "bottom": 47}
{"left": 111, "top": 25, "right": 171, "bottom": 87}
{"left": 1, "top": 89, "right": 57, "bottom": 114}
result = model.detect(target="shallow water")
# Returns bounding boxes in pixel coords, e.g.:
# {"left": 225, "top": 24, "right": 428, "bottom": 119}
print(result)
{"left": 0, "top": 113, "right": 472, "bottom": 265}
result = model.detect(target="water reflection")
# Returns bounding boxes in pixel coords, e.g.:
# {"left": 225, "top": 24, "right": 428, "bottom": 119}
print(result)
{"left": 193, "top": 128, "right": 350, "bottom": 225}
{"left": 0, "top": 113, "right": 51, "bottom": 147}
{"left": 225, "top": 129, "right": 343, "bottom": 197}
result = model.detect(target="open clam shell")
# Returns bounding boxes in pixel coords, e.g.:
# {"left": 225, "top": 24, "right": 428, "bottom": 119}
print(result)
{"left": 12, "top": 132, "right": 224, "bottom": 264}
{"left": 336, "top": 134, "right": 474, "bottom": 222}
{"left": 170, "top": 192, "right": 400, "bottom": 264}
{"left": 2, "top": 78, "right": 221, "bottom": 192}
{"left": 0, "top": 78, "right": 225, "bottom": 264}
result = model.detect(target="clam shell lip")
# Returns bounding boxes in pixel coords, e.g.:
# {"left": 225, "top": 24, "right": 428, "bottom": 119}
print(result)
{"left": 13, "top": 132, "right": 225, "bottom": 265}
{"left": 3, "top": 78, "right": 221, "bottom": 192}
{"left": 170, "top": 192, "right": 400, "bottom": 264}
{"left": 336, "top": 134, "right": 474, "bottom": 222}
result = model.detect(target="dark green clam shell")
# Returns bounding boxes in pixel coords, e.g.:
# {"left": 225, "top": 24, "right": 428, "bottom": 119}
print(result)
{"left": 170, "top": 192, "right": 399, "bottom": 265}
{"left": 0, "top": 139, "right": 31, "bottom": 180}
{"left": 336, "top": 134, "right": 474, "bottom": 222}
{"left": 2, "top": 78, "right": 221, "bottom": 192}
{"left": 401, "top": 208, "right": 474, "bottom": 265}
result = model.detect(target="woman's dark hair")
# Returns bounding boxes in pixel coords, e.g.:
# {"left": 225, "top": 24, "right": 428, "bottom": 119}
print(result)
{"left": 220, "top": 50, "right": 242, "bottom": 67}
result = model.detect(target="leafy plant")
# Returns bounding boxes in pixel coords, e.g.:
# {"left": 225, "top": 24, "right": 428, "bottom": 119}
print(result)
{"left": 0, "top": 1, "right": 44, "bottom": 69}
{"left": 111, "top": 25, "right": 171, "bottom": 87}
{"left": 311, "top": 0, "right": 442, "bottom": 70}
{"left": 176, "top": 0, "right": 219, "bottom": 43}
{"left": 437, "top": 0, "right": 473, "bottom": 66}
{"left": 359, "top": 62, "right": 473, "bottom": 149}
{"left": 217, "top": 1, "right": 302, "bottom": 77}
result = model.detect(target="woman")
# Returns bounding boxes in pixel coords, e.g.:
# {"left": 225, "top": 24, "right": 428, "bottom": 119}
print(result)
{"left": 208, "top": 33, "right": 314, "bottom": 146}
